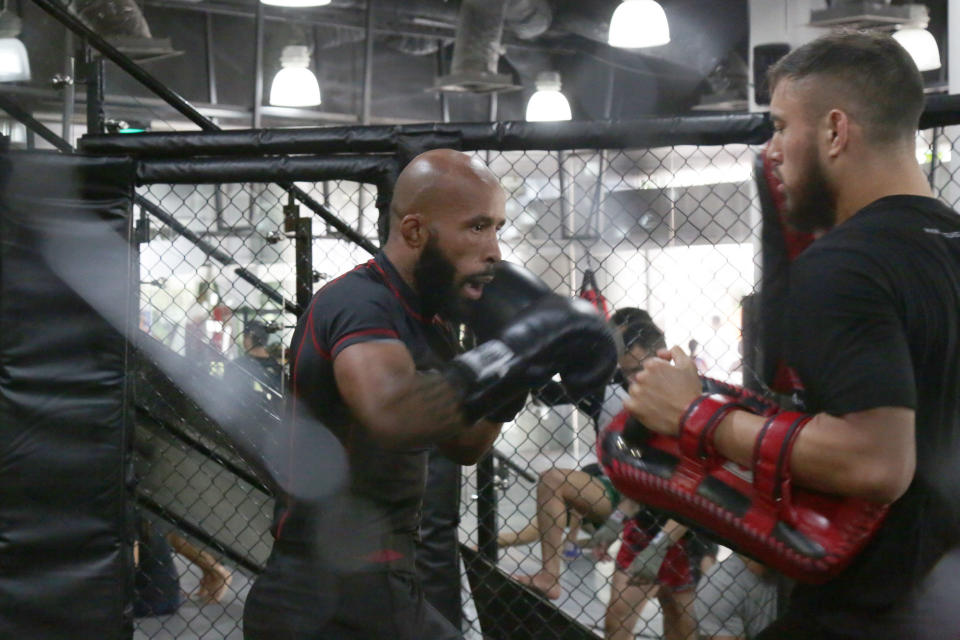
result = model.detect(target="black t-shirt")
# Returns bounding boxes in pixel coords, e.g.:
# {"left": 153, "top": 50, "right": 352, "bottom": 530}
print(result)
{"left": 784, "top": 196, "right": 960, "bottom": 626}
{"left": 275, "top": 252, "right": 460, "bottom": 556}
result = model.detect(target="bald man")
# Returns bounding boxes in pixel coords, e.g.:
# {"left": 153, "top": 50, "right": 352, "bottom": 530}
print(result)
{"left": 243, "top": 149, "right": 615, "bottom": 639}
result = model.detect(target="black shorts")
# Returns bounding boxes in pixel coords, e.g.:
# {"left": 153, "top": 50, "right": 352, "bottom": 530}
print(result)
{"left": 244, "top": 547, "right": 461, "bottom": 640}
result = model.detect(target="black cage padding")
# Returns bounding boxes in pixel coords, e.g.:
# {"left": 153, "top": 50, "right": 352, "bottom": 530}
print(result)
{"left": 461, "top": 545, "right": 600, "bottom": 640}
{"left": 0, "top": 151, "right": 136, "bottom": 639}
{"left": 135, "top": 154, "right": 396, "bottom": 187}
{"left": 80, "top": 114, "right": 773, "bottom": 157}
{"left": 81, "top": 94, "right": 960, "bottom": 161}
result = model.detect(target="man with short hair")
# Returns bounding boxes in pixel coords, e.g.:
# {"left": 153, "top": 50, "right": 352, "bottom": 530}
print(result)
{"left": 625, "top": 32, "right": 960, "bottom": 639}
{"left": 243, "top": 148, "right": 616, "bottom": 639}
{"left": 226, "top": 321, "right": 283, "bottom": 412}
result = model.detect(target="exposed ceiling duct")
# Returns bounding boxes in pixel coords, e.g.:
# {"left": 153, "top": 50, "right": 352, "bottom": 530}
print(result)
{"left": 809, "top": 1, "right": 929, "bottom": 28}
{"left": 75, "top": 0, "right": 181, "bottom": 62}
{"left": 434, "top": 0, "right": 553, "bottom": 93}
{"left": 505, "top": 0, "right": 553, "bottom": 40}
{"left": 693, "top": 51, "right": 749, "bottom": 111}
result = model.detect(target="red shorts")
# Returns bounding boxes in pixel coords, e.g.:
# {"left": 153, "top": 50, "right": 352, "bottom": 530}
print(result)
{"left": 615, "top": 518, "right": 700, "bottom": 592}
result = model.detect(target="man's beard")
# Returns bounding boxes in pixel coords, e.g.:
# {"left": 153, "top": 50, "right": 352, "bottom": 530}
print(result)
{"left": 413, "top": 235, "right": 475, "bottom": 322}
{"left": 783, "top": 148, "right": 837, "bottom": 233}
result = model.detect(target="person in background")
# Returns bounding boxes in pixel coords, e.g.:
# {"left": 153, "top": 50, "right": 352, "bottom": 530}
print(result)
{"left": 696, "top": 554, "right": 777, "bottom": 640}
{"left": 133, "top": 512, "right": 232, "bottom": 617}
{"left": 226, "top": 320, "right": 284, "bottom": 412}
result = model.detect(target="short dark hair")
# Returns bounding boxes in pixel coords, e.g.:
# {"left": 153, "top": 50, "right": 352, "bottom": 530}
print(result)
{"left": 610, "top": 307, "right": 665, "bottom": 353}
{"left": 244, "top": 321, "right": 269, "bottom": 347}
{"left": 767, "top": 31, "right": 924, "bottom": 144}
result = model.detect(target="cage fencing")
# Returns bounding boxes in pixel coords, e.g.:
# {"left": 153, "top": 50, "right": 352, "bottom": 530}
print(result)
{"left": 73, "top": 105, "right": 960, "bottom": 640}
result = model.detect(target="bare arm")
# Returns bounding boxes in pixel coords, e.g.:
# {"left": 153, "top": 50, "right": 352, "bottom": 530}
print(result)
{"left": 437, "top": 419, "right": 502, "bottom": 465}
{"left": 334, "top": 340, "right": 471, "bottom": 450}
{"left": 625, "top": 347, "right": 916, "bottom": 504}
{"left": 713, "top": 405, "right": 915, "bottom": 503}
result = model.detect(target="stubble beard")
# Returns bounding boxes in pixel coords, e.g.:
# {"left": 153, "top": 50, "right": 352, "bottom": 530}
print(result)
{"left": 783, "top": 148, "right": 837, "bottom": 233}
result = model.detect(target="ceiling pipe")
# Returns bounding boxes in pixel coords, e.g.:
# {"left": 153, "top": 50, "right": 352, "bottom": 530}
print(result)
{"left": 74, "top": 0, "right": 180, "bottom": 62}
{"left": 434, "top": 0, "right": 518, "bottom": 93}
{"left": 75, "top": 0, "right": 152, "bottom": 39}
{"left": 505, "top": 0, "right": 553, "bottom": 40}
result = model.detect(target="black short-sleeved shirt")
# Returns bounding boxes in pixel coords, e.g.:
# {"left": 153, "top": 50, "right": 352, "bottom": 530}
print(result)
{"left": 784, "top": 196, "right": 960, "bottom": 627}
{"left": 274, "top": 252, "right": 460, "bottom": 556}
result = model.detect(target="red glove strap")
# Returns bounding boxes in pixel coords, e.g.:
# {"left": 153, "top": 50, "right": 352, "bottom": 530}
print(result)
{"left": 679, "top": 394, "right": 744, "bottom": 461}
{"left": 752, "top": 411, "right": 813, "bottom": 509}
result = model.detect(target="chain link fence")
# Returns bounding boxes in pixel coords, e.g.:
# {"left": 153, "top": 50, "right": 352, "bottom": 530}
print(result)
{"left": 132, "top": 178, "right": 377, "bottom": 640}
{"left": 463, "top": 146, "right": 759, "bottom": 640}
{"left": 126, "top": 122, "right": 960, "bottom": 640}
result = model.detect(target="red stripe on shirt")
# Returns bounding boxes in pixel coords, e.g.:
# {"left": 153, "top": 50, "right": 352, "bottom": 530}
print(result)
{"left": 367, "top": 260, "right": 431, "bottom": 323}
{"left": 331, "top": 328, "right": 399, "bottom": 356}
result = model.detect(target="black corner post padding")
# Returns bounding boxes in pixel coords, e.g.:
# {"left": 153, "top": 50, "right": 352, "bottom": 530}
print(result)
{"left": 0, "top": 151, "right": 137, "bottom": 639}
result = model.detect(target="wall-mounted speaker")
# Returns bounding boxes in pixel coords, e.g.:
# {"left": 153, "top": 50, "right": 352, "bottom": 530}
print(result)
{"left": 753, "top": 43, "right": 791, "bottom": 106}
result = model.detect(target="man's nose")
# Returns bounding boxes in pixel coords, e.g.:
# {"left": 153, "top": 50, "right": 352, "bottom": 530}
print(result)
{"left": 767, "top": 141, "right": 783, "bottom": 165}
{"left": 487, "top": 230, "right": 502, "bottom": 263}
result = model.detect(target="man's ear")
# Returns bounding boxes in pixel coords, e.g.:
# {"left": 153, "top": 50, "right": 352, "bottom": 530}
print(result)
{"left": 825, "top": 108, "right": 849, "bottom": 159}
{"left": 399, "top": 213, "right": 427, "bottom": 248}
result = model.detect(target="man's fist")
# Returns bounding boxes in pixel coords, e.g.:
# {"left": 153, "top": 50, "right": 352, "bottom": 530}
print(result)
{"left": 623, "top": 346, "right": 702, "bottom": 437}
{"left": 447, "top": 293, "right": 617, "bottom": 424}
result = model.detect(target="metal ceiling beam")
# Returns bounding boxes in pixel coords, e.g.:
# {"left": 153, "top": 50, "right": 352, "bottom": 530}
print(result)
{"left": 139, "top": 0, "right": 578, "bottom": 56}
{"left": 0, "top": 85, "right": 419, "bottom": 127}
{"left": 32, "top": 0, "right": 379, "bottom": 256}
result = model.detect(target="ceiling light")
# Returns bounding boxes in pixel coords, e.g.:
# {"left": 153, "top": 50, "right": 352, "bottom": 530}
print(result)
{"left": 269, "top": 45, "right": 321, "bottom": 107}
{"left": 525, "top": 71, "right": 571, "bottom": 122}
{"left": 608, "top": 0, "right": 670, "bottom": 49}
{"left": 0, "top": 10, "right": 28, "bottom": 82}
{"left": 892, "top": 26, "right": 941, "bottom": 72}
{"left": 260, "top": 0, "right": 331, "bottom": 7}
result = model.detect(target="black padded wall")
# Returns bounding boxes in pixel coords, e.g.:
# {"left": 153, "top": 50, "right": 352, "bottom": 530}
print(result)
{"left": 0, "top": 152, "right": 136, "bottom": 639}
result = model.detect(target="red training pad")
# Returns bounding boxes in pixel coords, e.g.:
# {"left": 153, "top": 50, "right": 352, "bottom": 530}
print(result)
{"left": 598, "top": 409, "right": 888, "bottom": 584}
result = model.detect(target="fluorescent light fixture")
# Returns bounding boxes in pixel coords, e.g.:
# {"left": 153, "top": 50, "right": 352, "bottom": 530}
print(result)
{"left": 525, "top": 71, "right": 572, "bottom": 122}
{"left": 260, "top": 0, "right": 330, "bottom": 7}
{"left": 269, "top": 45, "right": 321, "bottom": 107}
{"left": 892, "top": 26, "right": 941, "bottom": 72}
{"left": 608, "top": 0, "right": 670, "bottom": 49}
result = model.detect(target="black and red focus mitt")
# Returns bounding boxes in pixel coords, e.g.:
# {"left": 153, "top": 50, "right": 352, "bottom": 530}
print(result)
{"left": 598, "top": 378, "right": 888, "bottom": 583}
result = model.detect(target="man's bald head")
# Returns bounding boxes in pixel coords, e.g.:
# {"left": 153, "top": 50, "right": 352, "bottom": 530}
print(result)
{"left": 382, "top": 148, "right": 505, "bottom": 320}
{"left": 389, "top": 149, "right": 502, "bottom": 231}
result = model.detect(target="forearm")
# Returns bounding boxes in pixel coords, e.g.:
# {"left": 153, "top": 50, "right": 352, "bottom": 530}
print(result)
{"left": 712, "top": 408, "right": 913, "bottom": 503}
{"left": 438, "top": 419, "right": 502, "bottom": 465}
{"left": 373, "top": 371, "right": 470, "bottom": 449}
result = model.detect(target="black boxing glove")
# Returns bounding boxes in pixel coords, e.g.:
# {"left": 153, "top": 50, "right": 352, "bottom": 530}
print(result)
{"left": 484, "top": 392, "right": 528, "bottom": 424}
{"left": 446, "top": 295, "right": 618, "bottom": 424}
{"left": 463, "top": 260, "right": 554, "bottom": 422}
{"left": 467, "top": 260, "right": 554, "bottom": 343}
